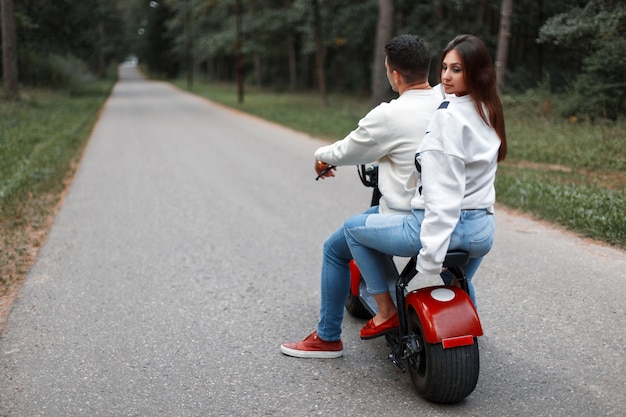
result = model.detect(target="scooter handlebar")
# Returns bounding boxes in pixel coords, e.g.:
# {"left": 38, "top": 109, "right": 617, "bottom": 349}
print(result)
{"left": 315, "top": 165, "right": 336, "bottom": 181}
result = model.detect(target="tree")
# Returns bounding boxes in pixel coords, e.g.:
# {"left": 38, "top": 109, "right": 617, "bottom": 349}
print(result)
{"left": 120, "top": 0, "right": 626, "bottom": 120}
{"left": 135, "top": 0, "right": 178, "bottom": 78}
{"left": 236, "top": 0, "right": 243, "bottom": 103}
{"left": 185, "top": 0, "right": 194, "bottom": 88}
{"left": 1, "top": 0, "right": 19, "bottom": 97}
{"left": 495, "top": 0, "right": 512, "bottom": 91}
{"left": 370, "top": 0, "right": 393, "bottom": 108}
{"left": 311, "top": 0, "right": 327, "bottom": 105}
{"left": 285, "top": 0, "right": 297, "bottom": 91}
{"left": 12, "top": 0, "right": 126, "bottom": 86}
{"left": 538, "top": 0, "right": 626, "bottom": 118}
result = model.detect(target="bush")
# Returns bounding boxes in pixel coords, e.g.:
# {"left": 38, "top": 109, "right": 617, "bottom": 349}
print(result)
{"left": 538, "top": 1, "right": 626, "bottom": 119}
{"left": 18, "top": 51, "right": 95, "bottom": 88}
{"left": 566, "top": 37, "right": 626, "bottom": 120}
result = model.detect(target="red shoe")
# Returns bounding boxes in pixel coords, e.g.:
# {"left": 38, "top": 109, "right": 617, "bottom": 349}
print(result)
{"left": 280, "top": 331, "right": 343, "bottom": 358}
{"left": 360, "top": 313, "right": 399, "bottom": 340}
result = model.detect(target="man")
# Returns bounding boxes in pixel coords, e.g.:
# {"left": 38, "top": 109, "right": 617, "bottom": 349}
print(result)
{"left": 281, "top": 34, "right": 443, "bottom": 358}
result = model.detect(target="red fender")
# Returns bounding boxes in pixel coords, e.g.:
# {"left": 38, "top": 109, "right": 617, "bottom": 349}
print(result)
{"left": 405, "top": 286, "right": 483, "bottom": 347}
{"left": 349, "top": 260, "right": 361, "bottom": 296}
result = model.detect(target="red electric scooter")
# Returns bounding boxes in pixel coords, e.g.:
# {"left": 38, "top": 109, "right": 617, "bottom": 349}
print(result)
{"left": 343, "top": 164, "right": 483, "bottom": 404}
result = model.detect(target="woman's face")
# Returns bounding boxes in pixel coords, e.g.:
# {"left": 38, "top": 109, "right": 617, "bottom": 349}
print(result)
{"left": 441, "top": 49, "right": 467, "bottom": 96}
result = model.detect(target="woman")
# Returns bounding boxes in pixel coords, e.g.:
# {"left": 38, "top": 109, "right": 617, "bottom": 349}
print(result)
{"left": 344, "top": 34, "right": 507, "bottom": 340}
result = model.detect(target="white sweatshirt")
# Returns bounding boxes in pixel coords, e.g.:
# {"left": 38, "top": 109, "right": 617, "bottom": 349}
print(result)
{"left": 314, "top": 88, "right": 444, "bottom": 214}
{"left": 408, "top": 95, "right": 501, "bottom": 274}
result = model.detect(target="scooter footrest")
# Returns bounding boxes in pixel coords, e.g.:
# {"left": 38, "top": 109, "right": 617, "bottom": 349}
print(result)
{"left": 388, "top": 353, "right": 406, "bottom": 372}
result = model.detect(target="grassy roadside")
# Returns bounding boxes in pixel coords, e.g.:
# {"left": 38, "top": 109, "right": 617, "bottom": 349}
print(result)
{"left": 177, "top": 80, "right": 625, "bottom": 248}
{"left": 496, "top": 94, "right": 625, "bottom": 247}
{"left": 0, "top": 80, "right": 115, "bottom": 317}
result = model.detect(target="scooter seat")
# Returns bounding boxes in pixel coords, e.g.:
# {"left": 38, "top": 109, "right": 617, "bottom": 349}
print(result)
{"left": 442, "top": 251, "right": 470, "bottom": 268}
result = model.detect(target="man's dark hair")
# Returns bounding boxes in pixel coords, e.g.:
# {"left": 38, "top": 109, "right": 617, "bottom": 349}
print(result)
{"left": 384, "top": 34, "right": 431, "bottom": 84}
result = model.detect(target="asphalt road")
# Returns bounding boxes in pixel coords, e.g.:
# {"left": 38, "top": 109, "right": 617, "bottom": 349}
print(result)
{"left": 1, "top": 66, "right": 624, "bottom": 417}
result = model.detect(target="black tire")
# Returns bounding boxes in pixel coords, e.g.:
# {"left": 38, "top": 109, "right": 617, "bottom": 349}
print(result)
{"left": 345, "top": 292, "right": 373, "bottom": 320}
{"left": 406, "top": 309, "right": 480, "bottom": 403}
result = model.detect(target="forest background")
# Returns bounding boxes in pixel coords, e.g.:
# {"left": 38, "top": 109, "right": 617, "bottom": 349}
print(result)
{"left": 4, "top": 0, "right": 626, "bottom": 117}
{"left": 1, "top": 0, "right": 625, "bottom": 302}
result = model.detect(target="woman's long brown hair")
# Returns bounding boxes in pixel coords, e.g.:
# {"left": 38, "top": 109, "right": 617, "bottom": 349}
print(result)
{"left": 438, "top": 34, "right": 507, "bottom": 161}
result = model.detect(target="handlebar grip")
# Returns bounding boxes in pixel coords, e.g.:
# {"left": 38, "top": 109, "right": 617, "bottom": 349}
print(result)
{"left": 315, "top": 165, "right": 336, "bottom": 181}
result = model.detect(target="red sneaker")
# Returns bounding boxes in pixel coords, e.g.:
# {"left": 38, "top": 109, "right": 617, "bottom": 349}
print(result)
{"left": 360, "top": 313, "right": 399, "bottom": 340}
{"left": 280, "top": 331, "right": 343, "bottom": 358}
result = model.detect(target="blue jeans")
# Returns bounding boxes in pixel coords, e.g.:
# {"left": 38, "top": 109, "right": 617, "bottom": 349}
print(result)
{"left": 317, "top": 206, "right": 396, "bottom": 342}
{"left": 344, "top": 209, "right": 495, "bottom": 307}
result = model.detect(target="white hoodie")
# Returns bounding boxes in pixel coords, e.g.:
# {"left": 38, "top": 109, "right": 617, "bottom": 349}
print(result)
{"left": 314, "top": 88, "right": 444, "bottom": 214}
{"left": 407, "top": 95, "right": 501, "bottom": 274}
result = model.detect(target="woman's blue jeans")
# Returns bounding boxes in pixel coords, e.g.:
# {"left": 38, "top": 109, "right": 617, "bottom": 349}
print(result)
{"left": 344, "top": 209, "right": 495, "bottom": 307}
{"left": 317, "top": 206, "right": 394, "bottom": 342}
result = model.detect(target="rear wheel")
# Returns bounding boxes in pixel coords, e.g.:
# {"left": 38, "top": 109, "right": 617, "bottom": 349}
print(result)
{"left": 406, "top": 309, "right": 480, "bottom": 403}
{"left": 345, "top": 291, "right": 372, "bottom": 320}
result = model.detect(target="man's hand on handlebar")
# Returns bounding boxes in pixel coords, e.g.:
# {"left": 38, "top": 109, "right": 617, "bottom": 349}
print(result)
{"left": 315, "top": 160, "right": 336, "bottom": 180}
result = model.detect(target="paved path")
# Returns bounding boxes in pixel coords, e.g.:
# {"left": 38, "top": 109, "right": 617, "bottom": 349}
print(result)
{"left": 1, "top": 66, "right": 624, "bottom": 416}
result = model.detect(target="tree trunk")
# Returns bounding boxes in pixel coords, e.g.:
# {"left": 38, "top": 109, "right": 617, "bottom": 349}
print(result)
{"left": 495, "top": 0, "right": 512, "bottom": 91}
{"left": 311, "top": 0, "right": 327, "bottom": 106}
{"left": 285, "top": 0, "right": 297, "bottom": 92}
{"left": 370, "top": 0, "right": 393, "bottom": 108}
{"left": 1, "top": 0, "right": 19, "bottom": 97}
{"left": 253, "top": 53, "right": 261, "bottom": 86}
{"left": 185, "top": 0, "right": 194, "bottom": 88}
{"left": 287, "top": 34, "right": 297, "bottom": 92}
{"left": 476, "top": 0, "right": 489, "bottom": 26}
{"left": 236, "top": 0, "right": 244, "bottom": 103}
{"left": 97, "top": 22, "right": 106, "bottom": 78}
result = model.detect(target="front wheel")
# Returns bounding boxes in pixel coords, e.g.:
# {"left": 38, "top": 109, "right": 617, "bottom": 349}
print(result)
{"left": 406, "top": 309, "right": 480, "bottom": 403}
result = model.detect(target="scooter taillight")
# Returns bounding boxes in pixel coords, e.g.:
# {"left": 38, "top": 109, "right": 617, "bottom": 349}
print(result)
{"left": 442, "top": 335, "right": 475, "bottom": 349}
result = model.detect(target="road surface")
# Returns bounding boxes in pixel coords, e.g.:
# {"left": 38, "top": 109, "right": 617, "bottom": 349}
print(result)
{"left": 1, "top": 66, "right": 624, "bottom": 416}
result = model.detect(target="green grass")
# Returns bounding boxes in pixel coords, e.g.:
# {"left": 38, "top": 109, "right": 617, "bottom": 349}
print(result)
{"left": 496, "top": 167, "right": 625, "bottom": 247}
{"left": 501, "top": 94, "right": 626, "bottom": 171}
{"left": 179, "top": 80, "right": 625, "bottom": 248}
{"left": 496, "top": 93, "right": 625, "bottom": 247}
{"left": 174, "top": 81, "right": 372, "bottom": 140}
{"left": 1, "top": 83, "right": 114, "bottom": 215}
{"left": 0, "top": 80, "right": 115, "bottom": 292}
